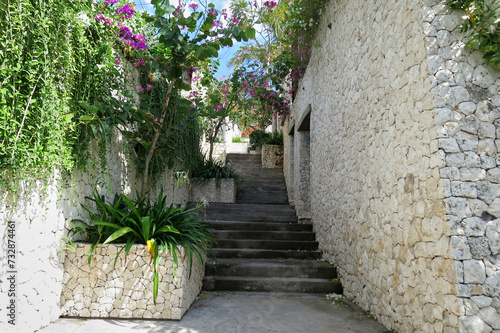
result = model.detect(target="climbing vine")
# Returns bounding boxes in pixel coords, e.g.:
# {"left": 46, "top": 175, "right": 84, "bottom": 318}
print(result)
{"left": 0, "top": 0, "right": 117, "bottom": 184}
{"left": 447, "top": 0, "right": 500, "bottom": 65}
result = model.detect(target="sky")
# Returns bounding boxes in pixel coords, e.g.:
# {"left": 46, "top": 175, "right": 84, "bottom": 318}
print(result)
{"left": 133, "top": 0, "right": 241, "bottom": 79}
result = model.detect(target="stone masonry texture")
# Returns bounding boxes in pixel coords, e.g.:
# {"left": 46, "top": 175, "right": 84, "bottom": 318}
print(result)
{"left": 284, "top": 0, "right": 500, "bottom": 332}
{"left": 60, "top": 243, "right": 204, "bottom": 320}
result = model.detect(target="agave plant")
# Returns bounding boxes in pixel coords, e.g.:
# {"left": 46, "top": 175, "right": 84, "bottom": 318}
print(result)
{"left": 70, "top": 187, "right": 215, "bottom": 304}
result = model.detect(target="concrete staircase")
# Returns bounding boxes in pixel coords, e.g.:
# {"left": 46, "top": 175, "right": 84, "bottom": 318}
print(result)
{"left": 202, "top": 153, "right": 342, "bottom": 294}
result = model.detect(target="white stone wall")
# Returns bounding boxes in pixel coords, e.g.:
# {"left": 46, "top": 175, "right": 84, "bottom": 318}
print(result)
{"left": 0, "top": 131, "right": 188, "bottom": 332}
{"left": 285, "top": 0, "right": 471, "bottom": 331}
{"left": 424, "top": 2, "right": 500, "bottom": 331}
{"left": 60, "top": 243, "right": 204, "bottom": 320}
{"left": 189, "top": 178, "right": 236, "bottom": 203}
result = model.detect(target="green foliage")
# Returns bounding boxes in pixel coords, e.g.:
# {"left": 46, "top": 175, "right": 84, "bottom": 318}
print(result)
{"left": 447, "top": 0, "right": 500, "bottom": 66}
{"left": 232, "top": 136, "right": 246, "bottom": 143}
{"left": 249, "top": 129, "right": 282, "bottom": 149}
{"left": 0, "top": 0, "right": 117, "bottom": 183}
{"left": 71, "top": 187, "right": 215, "bottom": 304}
{"left": 190, "top": 158, "right": 243, "bottom": 187}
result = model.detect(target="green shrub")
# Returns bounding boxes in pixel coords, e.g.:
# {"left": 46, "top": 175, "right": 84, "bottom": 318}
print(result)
{"left": 190, "top": 158, "right": 243, "bottom": 187}
{"left": 232, "top": 136, "right": 246, "bottom": 143}
{"left": 249, "top": 130, "right": 283, "bottom": 149}
{"left": 70, "top": 187, "right": 214, "bottom": 304}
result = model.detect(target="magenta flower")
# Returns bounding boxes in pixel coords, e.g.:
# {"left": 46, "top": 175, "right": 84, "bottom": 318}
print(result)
{"left": 105, "top": 0, "right": 119, "bottom": 5}
{"left": 137, "top": 85, "right": 144, "bottom": 93}
{"left": 215, "top": 105, "right": 223, "bottom": 111}
{"left": 115, "top": 57, "right": 122, "bottom": 64}
{"left": 146, "top": 84, "right": 153, "bottom": 91}
{"left": 189, "top": 3, "right": 198, "bottom": 10}
{"left": 208, "top": 8, "right": 217, "bottom": 16}
{"left": 119, "top": 26, "right": 133, "bottom": 38}
{"left": 117, "top": 4, "right": 135, "bottom": 19}
{"left": 232, "top": 17, "right": 239, "bottom": 24}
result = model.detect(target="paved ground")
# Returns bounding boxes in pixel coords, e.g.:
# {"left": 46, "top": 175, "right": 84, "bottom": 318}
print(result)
{"left": 38, "top": 291, "right": 390, "bottom": 333}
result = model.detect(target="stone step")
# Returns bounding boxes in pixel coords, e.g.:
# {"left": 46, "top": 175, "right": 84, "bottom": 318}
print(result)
{"left": 214, "top": 239, "right": 318, "bottom": 251}
{"left": 202, "top": 276, "right": 343, "bottom": 294}
{"left": 209, "top": 248, "right": 321, "bottom": 260}
{"left": 204, "top": 203, "right": 296, "bottom": 215}
{"left": 213, "top": 230, "right": 316, "bottom": 241}
{"left": 204, "top": 213, "right": 298, "bottom": 223}
{"left": 235, "top": 197, "right": 289, "bottom": 205}
{"left": 204, "top": 220, "right": 313, "bottom": 232}
{"left": 205, "top": 258, "right": 338, "bottom": 279}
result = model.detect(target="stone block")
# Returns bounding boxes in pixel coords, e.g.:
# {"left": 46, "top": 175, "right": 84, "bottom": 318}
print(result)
{"left": 463, "top": 260, "right": 486, "bottom": 284}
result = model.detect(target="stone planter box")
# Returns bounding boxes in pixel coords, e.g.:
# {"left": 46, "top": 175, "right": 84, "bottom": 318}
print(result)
{"left": 262, "top": 144, "right": 284, "bottom": 169}
{"left": 226, "top": 142, "right": 249, "bottom": 153}
{"left": 189, "top": 178, "right": 236, "bottom": 203}
{"left": 60, "top": 243, "right": 205, "bottom": 320}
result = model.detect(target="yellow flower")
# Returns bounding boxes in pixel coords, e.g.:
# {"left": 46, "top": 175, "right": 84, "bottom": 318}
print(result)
{"left": 147, "top": 239, "right": 156, "bottom": 259}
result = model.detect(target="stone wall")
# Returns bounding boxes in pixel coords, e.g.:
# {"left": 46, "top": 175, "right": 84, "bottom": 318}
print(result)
{"left": 283, "top": 0, "right": 500, "bottom": 331}
{"left": 261, "top": 144, "right": 284, "bottom": 169}
{"left": 60, "top": 243, "right": 204, "bottom": 320}
{"left": 0, "top": 131, "right": 188, "bottom": 332}
{"left": 424, "top": 2, "right": 500, "bottom": 331}
{"left": 189, "top": 178, "right": 237, "bottom": 203}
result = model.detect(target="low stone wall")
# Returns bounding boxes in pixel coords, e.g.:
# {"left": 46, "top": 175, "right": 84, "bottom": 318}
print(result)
{"left": 189, "top": 179, "right": 236, "bottom": 203}
{"left": 262, "top": 145, "right": 284, "bottom": 169}
{"left": 61, "top": 243, "right": 204, "bottom": 320}
{"left": 226, "top": 142, "right": 249, "bottom": 154}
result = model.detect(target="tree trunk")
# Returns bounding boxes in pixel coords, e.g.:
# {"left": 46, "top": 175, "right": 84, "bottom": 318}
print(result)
{"left": 141, "top": 78, "right": 177, "bottom": 197}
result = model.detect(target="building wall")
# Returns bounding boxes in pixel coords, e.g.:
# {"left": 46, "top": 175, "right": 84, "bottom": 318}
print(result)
{"left": 0, "top": 131, "right": 188, "bottom": 332}
{"left": 285, "top": 0, "right": 500, "bottom": 331}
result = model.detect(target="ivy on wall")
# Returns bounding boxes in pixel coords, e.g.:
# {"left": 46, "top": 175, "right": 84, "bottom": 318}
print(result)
{"left": 0, "top": 0, "right": 116, "bottom": 184}
{"left": 447, "top": 0, "right": 500, "bottom": 66}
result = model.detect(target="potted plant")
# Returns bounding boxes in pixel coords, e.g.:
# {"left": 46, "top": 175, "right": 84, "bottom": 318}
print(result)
{"left": 61, "top": 187, "right": 214, "bottom": 319}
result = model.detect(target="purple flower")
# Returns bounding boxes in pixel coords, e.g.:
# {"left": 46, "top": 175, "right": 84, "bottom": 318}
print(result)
{"left": 146, "top": 84, "right": 153, "bottom": 91}
{"left": 232, "top": 17, "right": 239, "bottom": 24}
{"left": 105, "top": 0, "right": 119, "bottom": 5}
{"left": 117, "top": 4, "right": 136, "bottom": 19}
{"left": 215, "top": 105, "right": 223, "bottom": 111}
{"left": 119, "top": 26, "right": 133, "bottom": 38}
{"left": 133, "top": 58, "right": 146, "bottom": 67}
{"left": 137, "top": 85, "right": 144, "bottom": 93}
{"left": 189, "top": 3, "right": 198, "bottom": 10}
{"left": 115, "top": 57, "right": 122, "bottom": 64}
{"left": 208, "top": 8, "right": 217, "bottom": 16}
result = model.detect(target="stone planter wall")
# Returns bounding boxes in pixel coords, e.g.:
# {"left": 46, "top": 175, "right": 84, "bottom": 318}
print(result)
{"left": 226, "top": 142, "right": 249, "bottom": 154}
{"left": 61, "top": 243, "right": 204, "bottom": 320}
{"left": 262, "top": 145, "right": 284, "bottom": 169}
{"left": 189, "top": 178, "right": 236, "bottom": 203}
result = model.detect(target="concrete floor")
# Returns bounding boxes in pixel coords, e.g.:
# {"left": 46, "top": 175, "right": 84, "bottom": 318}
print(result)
{"left": 37, "top": 292, "right": 390, "bottom": 333}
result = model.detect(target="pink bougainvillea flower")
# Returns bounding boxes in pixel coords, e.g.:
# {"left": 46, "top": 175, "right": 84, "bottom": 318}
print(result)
{"left": 117, "top": 4, "right": 136, "bottom": 19}
{"left": 119, "top": 26, "right": 133, "bottom": 38}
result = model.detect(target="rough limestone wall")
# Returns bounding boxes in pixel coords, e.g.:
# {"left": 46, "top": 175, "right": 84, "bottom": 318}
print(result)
{"left": 287, "top": 0, "right": 464, "bottom": 331}
{"left": 60, "top": 243, "right": 204, "bottom": 320}
{"left": 424, "top": 1, "right": 500, "bottom": 331}
{"left": 0, "top": 131, "right": 188, "bottom": 333}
